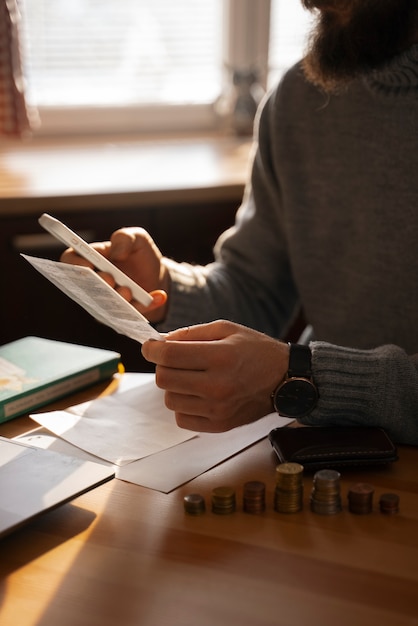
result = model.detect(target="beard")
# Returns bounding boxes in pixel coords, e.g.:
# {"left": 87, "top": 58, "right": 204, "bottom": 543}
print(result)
{"left": 301, "top": 0, "right": 418, "bottom": 93}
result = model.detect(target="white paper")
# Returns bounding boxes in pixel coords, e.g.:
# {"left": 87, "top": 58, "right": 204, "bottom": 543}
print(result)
{"left": 16, "top": 374, "right": 147, "bottom": 462}
{"left": 30, "top": 375, "right": 196, "bottom": 465}
{"left": 16, "top": 429, "right": 114, "bottom": 466}
{"left": 22, "top": 254, "right": 162, "bottom": 343}
{"left": 28, "top": 373, "right": 293, "bottom": 492}
{"left": 117, "top": 412, "right": 291, "bottom": 492}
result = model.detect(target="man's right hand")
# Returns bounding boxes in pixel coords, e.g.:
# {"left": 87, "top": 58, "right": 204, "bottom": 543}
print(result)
{"left": 60, "top": 226, "right": 170, "bottom": 323}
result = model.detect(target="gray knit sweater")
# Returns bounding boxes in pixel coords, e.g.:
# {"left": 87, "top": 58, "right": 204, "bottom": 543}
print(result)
{"left": 160, "top": 45, "right": 418, "bottom": 444}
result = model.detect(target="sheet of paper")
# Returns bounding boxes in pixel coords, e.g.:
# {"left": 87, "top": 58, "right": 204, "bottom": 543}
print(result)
{"left": 16, "top": 429, "right": 115, "bottom": 467}
{"left": 22, "top": 254, "right": 162, "bottom": 343}
{"left": 17, "top": 374, "right": 145, "bottom": 462}
{"left": 28, "top": 373, "right": 293, "bottom": 492}
{"left": 117, "top": 412, "right": 291, "bottom": 492}
{"left": 30, "top": 375, "right": 196, "bottom": 465}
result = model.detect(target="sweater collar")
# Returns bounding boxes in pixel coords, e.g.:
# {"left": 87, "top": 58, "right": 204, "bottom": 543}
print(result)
{"left": 364, "top": 44, "right": 418, "bottom": 95}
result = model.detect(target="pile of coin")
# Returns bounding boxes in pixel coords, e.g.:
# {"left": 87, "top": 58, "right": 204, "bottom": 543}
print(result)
{"left": 347, "top": 482, "right": 374, "bottom": 515}
{"left": 274, "top": 462, "right": 304, "bottom": 513}
{"left": 243, "top": 480, "right": 266, "bottom": 514}
{"left": 310, "top": 469, "right": 342, "bottom": 515}
{"left": 211, "top": 486, "right": 236, "bottom": 515}
{"left": 183, "top": 472, "right": 400, "bottom": 518}
{"left": 379, "top": 492, "right": 400, "bottom": 514}
{"left": 183, "top": 493, "right": 206, "bottom": 516}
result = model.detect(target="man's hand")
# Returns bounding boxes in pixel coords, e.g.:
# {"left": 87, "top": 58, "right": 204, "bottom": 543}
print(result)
{"left": 142, "top": 320, "right": 290, "bottom": 432}
{"left": 60, "top": 227, "right": 169, "bottom": 323}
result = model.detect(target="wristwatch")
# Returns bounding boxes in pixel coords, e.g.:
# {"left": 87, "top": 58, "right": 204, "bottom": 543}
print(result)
{"left": 271, "top": 343, "right": 318, "bottom": 418}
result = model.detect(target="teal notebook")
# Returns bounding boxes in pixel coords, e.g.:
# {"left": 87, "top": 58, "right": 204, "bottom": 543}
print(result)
{"left": 0, "top": 337, "right": 121, "bottom": 424}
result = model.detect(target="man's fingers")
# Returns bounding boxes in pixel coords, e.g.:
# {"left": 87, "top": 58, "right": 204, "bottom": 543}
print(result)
{"left": 166, "top": 320, "right": 237, "bottom": 342}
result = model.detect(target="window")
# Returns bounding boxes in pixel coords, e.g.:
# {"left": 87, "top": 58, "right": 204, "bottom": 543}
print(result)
{"left": 269, "top": 1, "right": 313, "bottom": 88}
{"left": 21, "top": 0, "right": 312, "bottom": 136}
{"left": 23, "top": 1, "right": 223, "bottom": 107}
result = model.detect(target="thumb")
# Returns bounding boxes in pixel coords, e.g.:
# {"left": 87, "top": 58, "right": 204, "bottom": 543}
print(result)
{"left": 147, "top": 290, "right": 167, "bottom": 310}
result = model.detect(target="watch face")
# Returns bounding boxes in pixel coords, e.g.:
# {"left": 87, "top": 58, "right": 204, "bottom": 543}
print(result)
{"left": 273, "top": 378, "right": 317, "bottom": 418}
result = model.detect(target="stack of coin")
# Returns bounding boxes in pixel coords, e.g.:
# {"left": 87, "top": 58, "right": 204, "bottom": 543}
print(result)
{"left": 274, "top": 463, "right": 304, "bottom": 513}
{"left": 310, "top": 469, "right": 342, "bottom": 515}
{"left": 211, "top": 486, "right": 236, "bottom": 515}
{"left": 347, "top": 483, "right": 374, "bottom": 515}
{"left": 379, "top": 492, "right": 400, "bottom": 515}
{"left": 243, "top": 480, "right": 266, "bottom": 514}
{"left": 183, "top": 493, "right": 206, "bottom": 515}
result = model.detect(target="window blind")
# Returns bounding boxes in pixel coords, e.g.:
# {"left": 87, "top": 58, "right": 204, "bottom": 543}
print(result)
{"left": 19, "top": 0, "right": 312, "bottom": 134}
{"left": 22, "top": 0, "right": 223, "bottom": 107}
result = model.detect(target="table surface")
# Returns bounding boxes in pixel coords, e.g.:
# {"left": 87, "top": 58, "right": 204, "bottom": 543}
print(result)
{"left": 0, "top": 134, "right": 251, "bottom": 212}
{"left": 1, "top": 381, "right": 417, "bottom": 626}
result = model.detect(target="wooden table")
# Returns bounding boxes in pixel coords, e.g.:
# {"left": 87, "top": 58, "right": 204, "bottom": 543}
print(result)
{"left": 0, "top": 382, "right": 417, "bottom": 626}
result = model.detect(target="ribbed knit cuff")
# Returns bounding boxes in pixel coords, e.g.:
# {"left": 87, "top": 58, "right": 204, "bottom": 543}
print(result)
{"left": 298, "top": 340, "right": 418, "bottom": 445}
{"left": 300, "top": 341, "right": 385, "bottom": 428}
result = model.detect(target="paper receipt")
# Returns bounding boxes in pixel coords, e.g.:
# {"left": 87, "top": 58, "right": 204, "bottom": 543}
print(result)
{"left": 22, "top": 254, "right": 163, "bottom": 344}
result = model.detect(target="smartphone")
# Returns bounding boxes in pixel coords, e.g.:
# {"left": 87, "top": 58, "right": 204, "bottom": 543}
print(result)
{"left": 38, "top": 213, "right": 153, "bottom": 307}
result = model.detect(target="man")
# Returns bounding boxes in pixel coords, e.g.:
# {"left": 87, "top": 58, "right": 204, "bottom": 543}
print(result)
{"left": 62, "top": 0, "right": 418, "bottom": 443}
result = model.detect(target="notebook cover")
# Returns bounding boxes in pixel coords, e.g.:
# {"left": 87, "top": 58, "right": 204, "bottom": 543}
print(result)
{"left": 0, "top": 336, "right": 120, "bottom": 423}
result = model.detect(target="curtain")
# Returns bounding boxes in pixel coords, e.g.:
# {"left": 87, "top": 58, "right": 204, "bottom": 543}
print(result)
{"left": 0, "top": 0, "right": 36, "bottom": 137}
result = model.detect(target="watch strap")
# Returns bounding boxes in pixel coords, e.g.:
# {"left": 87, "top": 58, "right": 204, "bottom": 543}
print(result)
{"left": 288, "top": 343, "right": 312, "bottom": 379}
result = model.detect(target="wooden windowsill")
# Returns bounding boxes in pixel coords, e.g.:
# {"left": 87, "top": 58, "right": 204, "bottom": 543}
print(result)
{"left": 0, "top": 133, "right": 252, "bottom": 215}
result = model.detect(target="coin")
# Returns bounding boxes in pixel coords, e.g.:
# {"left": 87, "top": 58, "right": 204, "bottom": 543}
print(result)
{"left": 211, "top": 486, "right": 236, "bottom": 515}
{"left": 243, "top": 481, "right": 266, "bottom": 514}
{"left": 274, "top": 486, "right": 304, "bottom": 514}
{"left": 379, "top": 492, "right": 400, "bottom": 514}
{"left": 276, "top": 462, "right": 304, "bottom": 474}
{"left": 347, "top": 483, "right": 374, "bottom": 515}
{"left": 310, "top": 468, "right": 342, "bottom": 515}
{"left": 313, "top": 469, "right": 341, "bottom": 488}
{"left": 274, "top": 463, "right": 304, "bottom": 513}
{"left": 184, "top": 493, "right": 206, "bottom": 515}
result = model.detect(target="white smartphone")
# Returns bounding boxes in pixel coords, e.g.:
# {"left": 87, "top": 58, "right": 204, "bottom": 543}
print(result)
{"left": 38, "top": 213, "right": 153, "bottom": 308}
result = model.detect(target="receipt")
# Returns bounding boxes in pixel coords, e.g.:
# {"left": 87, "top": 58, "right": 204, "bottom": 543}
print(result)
{"left": 22, "top": 255, "right": 162, "bottom": 344}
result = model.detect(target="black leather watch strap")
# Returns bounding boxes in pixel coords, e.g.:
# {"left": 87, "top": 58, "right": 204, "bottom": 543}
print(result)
{"left": 287, "top": 343, "right": 312, "bottom": 378}
{"left": 271, "top": 343, "right": 317, "bottom": 418}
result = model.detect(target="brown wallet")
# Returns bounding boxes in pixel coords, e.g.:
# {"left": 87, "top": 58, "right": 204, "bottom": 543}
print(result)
{"left": 268, "top": 425, "right": 398, "bottom": 471}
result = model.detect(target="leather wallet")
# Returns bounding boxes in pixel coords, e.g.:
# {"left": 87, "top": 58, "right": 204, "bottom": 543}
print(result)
{"left": 268, "top": 425, "right": 398, "bottom": 471}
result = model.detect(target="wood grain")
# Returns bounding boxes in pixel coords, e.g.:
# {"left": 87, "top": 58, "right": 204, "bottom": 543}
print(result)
{"left": 0, "top": 383, "right": 417, "bottom": 626}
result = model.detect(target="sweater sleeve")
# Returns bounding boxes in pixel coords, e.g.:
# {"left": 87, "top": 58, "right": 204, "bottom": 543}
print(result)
{"left": 158, "top": 85, "right": 300, "bottom": 336}
{"left": 299, "top": 342, "right": 418, "bottom": 445}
